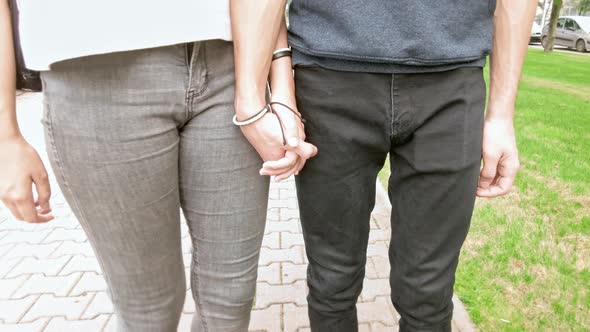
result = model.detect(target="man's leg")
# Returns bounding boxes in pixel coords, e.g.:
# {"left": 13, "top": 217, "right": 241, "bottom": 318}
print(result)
{"left": 42, "top": 45, "right": 190, "bottom": 331}
{"left": 294, "top": 66, "right": 391, "bottom": 332}
{"left": 388, "top": 68, "right": 486, "bottom": 332}
{"left": 178, "top": 40, "right": 270, "bottom": 332}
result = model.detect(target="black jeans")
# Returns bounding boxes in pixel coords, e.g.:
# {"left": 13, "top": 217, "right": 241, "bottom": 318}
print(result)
{"left": 294, "top": 66, "right": 486, "bottom": 332}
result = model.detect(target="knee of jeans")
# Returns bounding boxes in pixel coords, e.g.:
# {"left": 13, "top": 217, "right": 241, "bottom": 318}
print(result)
{"left": 196, "top": 274, "right": 257, "bottom": 313}
{"left": 307, "top": 266, "right": 365, "bottom": 312}
{"left": 392, "top": 285, "right": 454, "bottom": 329}
{"left": 111, "top": 284, "right": 186, "bottom": 331}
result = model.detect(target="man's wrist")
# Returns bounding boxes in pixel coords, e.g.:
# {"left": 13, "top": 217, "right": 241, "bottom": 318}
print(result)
{"left": 270, "top": 94, "right": 296, "bottom": 107}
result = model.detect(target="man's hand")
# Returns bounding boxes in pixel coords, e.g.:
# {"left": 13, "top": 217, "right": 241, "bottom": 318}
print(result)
{"left": 0, "top": 136, "right": 53, "bottom": 223}
{"left": 259, "top": 101, "right": 317, "bottom": 181}
{"left": 476, "top": 117, "right": 520, "bottom": 197}
{"left": 237, "top": 99, "right": 317, "bottom": 182}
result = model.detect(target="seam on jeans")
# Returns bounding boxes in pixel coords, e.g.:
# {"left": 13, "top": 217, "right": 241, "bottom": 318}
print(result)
{"left": 191, "top": 243, "right": 209, "bottom": 332}
{"left": 185, "top": 42, "right": 210, "bottom": 120}
{"left": 390, "top": 74, "right": 395, "bottom": 139}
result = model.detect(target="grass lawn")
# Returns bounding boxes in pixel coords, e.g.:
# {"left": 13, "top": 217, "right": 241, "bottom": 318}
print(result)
{"left": 378, "top": 49, "right": 590, "bottom": 330}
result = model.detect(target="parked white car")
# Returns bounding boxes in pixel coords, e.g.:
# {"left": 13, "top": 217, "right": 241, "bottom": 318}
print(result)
{"left": 541, "top": 16, "right": 590, "bottom": 52}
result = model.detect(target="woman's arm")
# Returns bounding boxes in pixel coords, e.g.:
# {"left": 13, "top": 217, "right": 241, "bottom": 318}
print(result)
{"left": 0, "top": 0, "right": 52, "bottom": 222}
{"left": 260, "top": 17, "right": 309, "bottom": 180}
{"left": 230, "top": 0, "right": 316, "bottom": 181}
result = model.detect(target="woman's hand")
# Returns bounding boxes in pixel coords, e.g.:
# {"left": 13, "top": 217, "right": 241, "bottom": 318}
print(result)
{"left": 0, "top": 136, "right": 53, "bottom": 223}
{"left": 259, "top": 99, "right": 317, "bottom": 182}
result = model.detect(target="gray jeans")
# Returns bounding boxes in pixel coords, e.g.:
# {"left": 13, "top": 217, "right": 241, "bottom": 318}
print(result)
{"left": 41, "top": 40, "right": 269, "bottom": 332}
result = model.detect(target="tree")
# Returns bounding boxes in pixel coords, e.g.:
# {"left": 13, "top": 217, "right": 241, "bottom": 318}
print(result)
{"left": 544, "top": 0, "right": 563, "bottom": 53}
{"left": 578, "top": 0, "right": 590, "bottom": 14}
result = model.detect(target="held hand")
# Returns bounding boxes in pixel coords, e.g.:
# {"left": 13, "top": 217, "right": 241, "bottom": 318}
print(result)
{"left": 477, "top": 118, "right": 520, "bottom": 197}
{"left": 238, "top": 106, "right": 287, "bottom": 163}
{"left": 259, "top": 101, "right": 317, "bottom": 181}
{"left": 0, "top": 136, "right": 53, "bottom": 223}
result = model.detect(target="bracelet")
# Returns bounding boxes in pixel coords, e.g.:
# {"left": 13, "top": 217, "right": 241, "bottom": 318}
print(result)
{"left": 272, "top": 47, "right": 292, "bottom": 61}
{"left": 232, "top": 104, "right": 271, "bottom": 126}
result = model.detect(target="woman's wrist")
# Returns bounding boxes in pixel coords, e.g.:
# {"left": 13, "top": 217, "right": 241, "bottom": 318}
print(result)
{"left": 234, "top": 94, "right": 267, "bottom": 120}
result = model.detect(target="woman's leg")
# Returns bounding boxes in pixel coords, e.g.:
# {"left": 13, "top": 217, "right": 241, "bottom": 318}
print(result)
{"left": 178, "top": 40, "right": 270, "bottom": 332}
{"left": 42, "top": 45, "right": 190, "bottom": 331}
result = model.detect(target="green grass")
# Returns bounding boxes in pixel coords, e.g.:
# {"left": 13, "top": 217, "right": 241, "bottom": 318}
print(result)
{"left": 378, "top": 49, "right": 590, "bottom": 330}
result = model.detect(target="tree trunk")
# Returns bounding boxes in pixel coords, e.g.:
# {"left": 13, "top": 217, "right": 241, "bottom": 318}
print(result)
{"left": 544, "top": 0, "right": 563, "bottom": 53}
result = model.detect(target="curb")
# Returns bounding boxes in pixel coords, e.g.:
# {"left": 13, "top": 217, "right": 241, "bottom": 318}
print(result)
{"left": 373, "top": 181, "right": 477, "bottom": 332}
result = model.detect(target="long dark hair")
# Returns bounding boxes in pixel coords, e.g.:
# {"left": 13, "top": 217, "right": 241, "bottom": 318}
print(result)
{"left": 9, "top": 0, "right": 41, "bottom": 92}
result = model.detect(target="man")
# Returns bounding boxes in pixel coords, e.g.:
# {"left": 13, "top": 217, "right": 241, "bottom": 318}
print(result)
{"left": 238, "top": 0, "right": 536, "bottom": 331}
{"left": 0, "top": 1, "right": 314, "bottom": 331}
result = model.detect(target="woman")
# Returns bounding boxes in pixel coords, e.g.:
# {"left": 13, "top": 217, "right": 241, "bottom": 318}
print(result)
{"left": 0, "top": 1, "right": 314, "bottom": 331}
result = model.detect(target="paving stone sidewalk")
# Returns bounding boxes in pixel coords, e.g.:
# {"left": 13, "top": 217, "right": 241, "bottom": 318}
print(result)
{"left": 0, "top": 93, "right": 474, "bottom": 331}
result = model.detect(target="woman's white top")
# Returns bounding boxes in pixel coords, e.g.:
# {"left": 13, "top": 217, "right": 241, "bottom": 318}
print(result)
{"left": 18, "top": 1, "right": 231, "bottom": 70}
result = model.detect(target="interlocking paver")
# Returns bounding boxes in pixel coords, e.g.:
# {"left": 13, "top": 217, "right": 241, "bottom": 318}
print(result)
{"left": 50, "top": 241, "right": 94, "bottom": 258}
{"left": 258, "top": 246, "right": 305, "bottom": 266}
{"left": 103, "top": 315, "right": 117, "bottom": 332}
{"left": 0, "top": 275, "right": 29, "bottom": 299}
{"left": 21, "top": 293, "right": 94, "bottom": 322}
{"left": 267, "top": 197, "right": 298, "bottom": 210}
{"left": 254, "top": 280, "right": 307, "bottom": 309}
{"left": 5, "top": 256, "right": 71, "bottom": 278}
{"left": 364, "top": 256, "right": 379, "bottom": 279}
{"left": 257, "top": 262, "right": 281, "bottom": 285}
{"left": 264, "top": 221, "right": 300, "bottom": 235}
{"left": 262, "top": 232, "right": 280, "bottom": 249}
{"left": 281, "top": 263, "right": 307, "bottom": 284}
{"left": 82, "top": 292, "right": 113, "bottom": 319}
{"left": 249, "top": 304, "right": 281, "bottom": 332}
{"left": 266, "top": 208, "right": 280, "bottom": 222}
{"left": 357, "top": 296, "right": 398, "bottom": 327}
{"left": 0, "top": 229, "right": 52, "bottom": 245}
{"left": 0, "top": 243, "right": 15, "bottom": 258}
{"left": 44, "top": 314, "right": 109, "bottom": 332}
{"left": 0, "top": 295, "right": 38, "bottom": 323}
{"left": 359, "top": 278, "right": 390, "bottom": 302}
{"left": 370, "top": 256, "right": 391, "bottom": 279}
{"left": 279, "top": 188, "right": 297, "bottom": 200}
{"left": 0, "top": 317, "right": 49, "bottom": 332}
{"left": 2, "top": 242, "right": 61, "bottom": 260}
{"left": 0, "top": 257, "right": 21, "bottom": 278}
{"left": 282, "top": 303, "right": 308, "bottom": 332}
{"left": 43, "top": 228, "right": 87, "bottom": 244}
{"left": 280, "top": 232, "right": 304, "bottom": 249}
{"left": 0, "top": 220, "right": 39, "bottom": 232}
{"left": 366, "top": 241, "right": 389, "bottom": 257}
{"left": 13, "top": 272, "right": 82, "bottom": 298}
{"left": 280, "top": 209, "right": 300, "bottom": 221}
{"left": 59, "top": 255, "right": 101, "bottom": 275}
{"left": 368, "top": 229, "right": 391, "bottom": 243}
{"left": 70, "top": 272, "right": 107, "bottom": 296}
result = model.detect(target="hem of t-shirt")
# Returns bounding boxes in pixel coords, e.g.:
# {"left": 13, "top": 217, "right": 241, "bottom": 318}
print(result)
{"left": 292, "top": 49, "right": 487, "bottom": 74}
{"left": 289, "top": 40, "right": 488, "bottom": 67}
{"left": 30, "top": 35, "right": 232, "bottom": 71}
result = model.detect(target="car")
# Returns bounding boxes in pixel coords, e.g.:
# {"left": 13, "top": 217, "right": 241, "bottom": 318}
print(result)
{"left": 530, "top": 21, "right": 542, "bottom": 43}
{"left": 541, "top": 16, "right": 590, "bottom": 52}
